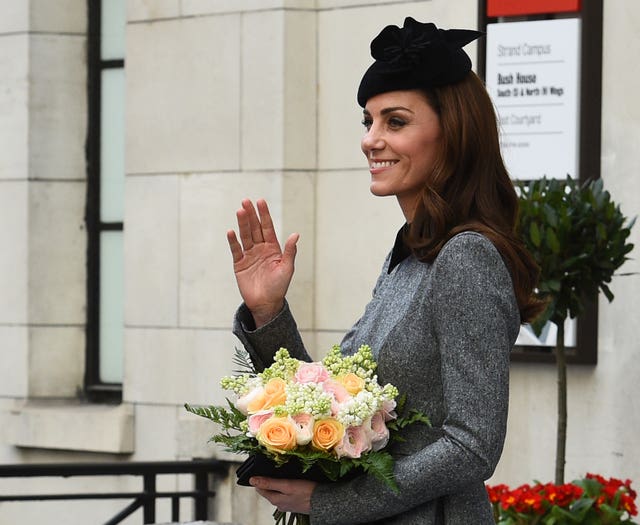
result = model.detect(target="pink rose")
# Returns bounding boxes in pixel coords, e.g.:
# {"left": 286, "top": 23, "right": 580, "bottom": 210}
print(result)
{"left": 335, "top": 425, "right": 372, "bottom": 459}
{"left": 381, "top": 399, "right": 397, "bottom": 421}
{"left": 294, "top": 362, "right": 329, "bottom": 384}
{"left": 247, "top": 409, "right": 275, "bottom": 436}
{"left": 292, "top": 413, "right": 314, "bottom": 445}
{"left": 367, "top": 411, "right": 390, "bottom": 451}
{"left": 322, "top": 379, "right": 351, "bottom": 416}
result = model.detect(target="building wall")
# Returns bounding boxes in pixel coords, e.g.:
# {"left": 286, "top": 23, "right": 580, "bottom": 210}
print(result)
{"left": 0, "top": 1, "right": 638, "bottom": 524}
{"left": 0, "top": 0, "right": 87, "bottom": 401}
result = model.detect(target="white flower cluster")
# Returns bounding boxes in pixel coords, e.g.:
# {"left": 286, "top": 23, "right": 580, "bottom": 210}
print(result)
{"left": 260, "top": 348, "right": 300, "bottom": 381}
{"left": 336, "top": 390, "right": 378, "bottom": 427}
{"left": 283, "top": 382, "right": 332, "bottom": 418}
{"left": 322, "top": 344, "right": 377, "bottom": 379}
{"left": 220, "top": 373, "right": 253, "bottom": 395}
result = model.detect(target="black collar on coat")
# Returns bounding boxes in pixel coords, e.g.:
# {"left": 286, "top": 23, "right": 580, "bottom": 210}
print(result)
{"left": 388, "top": 223, "right": 412, "bottom": 273}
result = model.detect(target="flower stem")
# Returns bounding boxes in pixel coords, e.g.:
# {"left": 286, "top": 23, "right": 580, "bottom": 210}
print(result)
{"left": 273, "top": 510, "right": 310, "bottom": 525}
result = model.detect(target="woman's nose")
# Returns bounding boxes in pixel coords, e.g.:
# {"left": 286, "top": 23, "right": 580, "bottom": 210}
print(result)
{"left": 361, "top": 126, "right": 384, "bottom": 154}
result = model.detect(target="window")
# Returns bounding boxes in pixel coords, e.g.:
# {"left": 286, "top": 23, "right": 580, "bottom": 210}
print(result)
{"left": 86, "top": 0, "right": 126, "bottom": 400}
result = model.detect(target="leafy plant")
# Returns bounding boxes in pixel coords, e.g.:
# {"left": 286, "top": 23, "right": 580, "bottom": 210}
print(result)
{"left": 517, "top": 176, "right": 635, "bottom": 483}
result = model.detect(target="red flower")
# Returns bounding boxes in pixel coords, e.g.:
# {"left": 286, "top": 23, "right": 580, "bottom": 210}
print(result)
{"left": 622, "top": 493, "right": 638, "bottom": 516}
{"left": 587, "top": 472, "right": 607, "bottom": 485}
{"left": 542, "top": 482, "right": 582, "bottom": 507}
{"left": 586, "top": 473, "right": 638, "bottom": 516}
{"left": 486, "top": 484, "right": 509, "bottom": 504}
{"left": 500, "top": 492, "right": 517, "bottom": 510}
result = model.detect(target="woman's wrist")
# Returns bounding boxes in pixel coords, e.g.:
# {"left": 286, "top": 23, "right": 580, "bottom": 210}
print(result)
{"left": 250, "top": 301, "right": 285, "bottom": 329}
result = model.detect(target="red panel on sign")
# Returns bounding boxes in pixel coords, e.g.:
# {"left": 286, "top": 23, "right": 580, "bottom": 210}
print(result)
{"left": 487, "top": 0, "right": 581, "bottom": 17}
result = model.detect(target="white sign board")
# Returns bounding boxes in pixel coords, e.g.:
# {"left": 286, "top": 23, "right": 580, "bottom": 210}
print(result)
{"left": 486, "top": 18, "right": 581, "bottom": 180}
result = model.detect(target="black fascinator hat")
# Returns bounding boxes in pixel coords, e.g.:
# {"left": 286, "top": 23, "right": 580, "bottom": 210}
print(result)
{"left": 357, "top": 17, "right": 483, "bottom": 107}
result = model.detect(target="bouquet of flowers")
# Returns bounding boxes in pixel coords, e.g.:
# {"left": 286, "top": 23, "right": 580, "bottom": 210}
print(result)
{"left": 486, "top": 474, "right": 638, "bottom": 525}
{"left": 186, "top": 344, "right": 430, "bottom": 525}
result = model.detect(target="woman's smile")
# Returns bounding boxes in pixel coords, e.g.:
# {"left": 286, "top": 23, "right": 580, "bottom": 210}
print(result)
{"left": 369, "top": 159, "right": 399, "bottom": 172}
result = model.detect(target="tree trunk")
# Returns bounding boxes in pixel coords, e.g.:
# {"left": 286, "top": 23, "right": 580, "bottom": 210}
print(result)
{"left": 555, "top": 321, "right": 567, "bottom": 484}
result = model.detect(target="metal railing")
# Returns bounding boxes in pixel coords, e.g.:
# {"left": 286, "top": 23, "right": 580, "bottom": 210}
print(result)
{"left": 0, "top": 459, "right": 229, "bottom": 524}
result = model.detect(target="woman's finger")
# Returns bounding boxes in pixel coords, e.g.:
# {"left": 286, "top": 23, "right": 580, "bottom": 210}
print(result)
{"left": 226, "top": 230, "right": 243, "bottom": 263}
{"left": 282, "top": 232, "right": 299, "bottom": 266}
{"left": 236, "top": 208, "right": 253, "bottom": 251}
{"left": 256, "top": 199, "right": 278, "bottom": 244}
{"left": 242, "top": 198, "right": 265, "bottom": 244}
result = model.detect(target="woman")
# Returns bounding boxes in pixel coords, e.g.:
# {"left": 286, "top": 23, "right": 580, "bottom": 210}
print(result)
{"left": 226, "top": 17, "right": 543, "bottom": 525}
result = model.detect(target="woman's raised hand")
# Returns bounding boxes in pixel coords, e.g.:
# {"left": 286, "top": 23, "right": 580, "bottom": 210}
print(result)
{"left": 227, "top": 199, "right": 299, "bottom": 328}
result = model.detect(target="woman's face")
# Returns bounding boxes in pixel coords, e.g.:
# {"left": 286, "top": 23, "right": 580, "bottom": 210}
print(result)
{"left": 361, "top": 90, "right": 442, "bottom": 220}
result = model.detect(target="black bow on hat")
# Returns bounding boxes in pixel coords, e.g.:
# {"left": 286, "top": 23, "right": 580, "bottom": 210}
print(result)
{"left": 357, "top": 17, "right": 483, "bottom": 106}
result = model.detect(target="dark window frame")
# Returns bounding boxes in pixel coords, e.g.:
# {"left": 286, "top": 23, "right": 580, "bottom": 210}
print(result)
{"left": 85, "top": 0, "right": 124, "bottom": 402}
{"left": 476, "top": 0, "right": 603, "bottom": 365}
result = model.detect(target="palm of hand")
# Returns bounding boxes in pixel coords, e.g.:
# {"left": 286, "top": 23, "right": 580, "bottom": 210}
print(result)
{"left": 233, "top": 240, "right": 292, "bottom": 313}
{"left": 227, "top": 199, "right": 299, "bottom": 327}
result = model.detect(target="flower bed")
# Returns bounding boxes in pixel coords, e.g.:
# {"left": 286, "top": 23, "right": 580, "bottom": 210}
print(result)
{"left": 486, "top": 474, "right": 638, "bottom": 524}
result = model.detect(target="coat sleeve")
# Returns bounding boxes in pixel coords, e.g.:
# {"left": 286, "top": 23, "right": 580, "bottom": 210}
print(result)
{"left": 309, "top": 233, "right": 520, "bottom": 524}
{"left": 232, "top": 301, "right": 312, "bottom": 371}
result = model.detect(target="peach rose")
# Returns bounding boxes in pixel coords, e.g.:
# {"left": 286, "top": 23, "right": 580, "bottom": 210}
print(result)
{"left": 294, "top": 362, "right": 329, "bottom": 384}
{"left": 292, "top": 413, "right": 314, "bottom": 445}
{"left": 247, "top": 409, "right": 274, "bottom": 436}
{"left": 256, "top": 416, "right": 298, "bottom": 454}
{"left": 311, "top": 418, "right": 345, "bottom": 452}
{"left": 339, "top": 373, "right": 365, "bottom": 395}
{"left": 236, "top": 386, "right": 265, "bottom": 416}
{"left": 335, "top": 425, "right": 372, "bottom": 459}
{"left": 247, "top": 377, "right": 287, "bottom": 414}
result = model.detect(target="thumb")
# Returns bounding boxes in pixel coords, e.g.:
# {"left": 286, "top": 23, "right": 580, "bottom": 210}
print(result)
{"left": 282, "top": 233, "right": 299, "bottom": 266}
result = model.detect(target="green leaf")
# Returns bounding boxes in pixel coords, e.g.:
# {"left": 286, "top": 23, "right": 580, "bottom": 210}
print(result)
{"left": 600, "top": 283, "right": 614, "bottom": 302}
{"left": 547, "top": 505, "right": 582, "bottom": 523}
{"left": 543, "top": 204, "right": 559, "bottom": 228}
{"left": 546, "top": 280, "right": 562, "bottom": 292}
{"left": 356, "top": 451, "right": 399, "bottom": 493}
{"left": 596, "top": 222, "right": 607, "bottom": 242}
{"left": 530, "top": 221, "right": 542, "bottom": 248}
{"left": 232, "top": 346, "right": 256, "bottom": 375}
{"left": 545, "top": 227, "right": 561, "bottom": 254}
{"left": 528, "top": 295, "right": 554, "bottom": 335}
{"left": 394, "top": 409, "right": 431, "bottom": 430}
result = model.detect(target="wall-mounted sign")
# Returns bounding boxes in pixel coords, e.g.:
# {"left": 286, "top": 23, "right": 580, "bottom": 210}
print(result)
{"left": 486, "top": 18, "right": 581, "bottom": 180}
{"left": 487, "top": 0, "right": 581, "bottom": 17}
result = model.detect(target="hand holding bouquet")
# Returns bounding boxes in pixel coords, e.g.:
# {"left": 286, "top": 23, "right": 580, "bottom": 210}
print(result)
{"left": 186, "top": 344, "right": 429, "bottom": 524}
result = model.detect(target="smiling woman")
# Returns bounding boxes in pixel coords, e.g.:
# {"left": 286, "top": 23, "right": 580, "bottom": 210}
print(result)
{"left": 226, "top": 16, "right": 545, "bottom": 525}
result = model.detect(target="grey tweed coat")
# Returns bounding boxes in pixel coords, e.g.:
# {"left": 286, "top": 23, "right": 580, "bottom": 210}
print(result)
{"left": 233, "top": 231, "right": 520, "bottom": 524}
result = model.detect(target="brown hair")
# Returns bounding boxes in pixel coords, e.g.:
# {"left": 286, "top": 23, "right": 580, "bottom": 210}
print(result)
{"left": 406, "top": 72, "right": 545, "bottom": 323}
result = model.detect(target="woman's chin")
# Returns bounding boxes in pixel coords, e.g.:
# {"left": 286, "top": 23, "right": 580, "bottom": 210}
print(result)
{"left": 369, "top": 184, "right": 391, "bottom": 197}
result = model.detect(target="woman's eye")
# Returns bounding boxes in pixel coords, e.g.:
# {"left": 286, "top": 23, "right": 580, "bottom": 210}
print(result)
{"left": 388, "top": 117, "right": 406, "bottom": 129}
{"left": 361, "top": 118, "right": 372, "bottom": 130}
